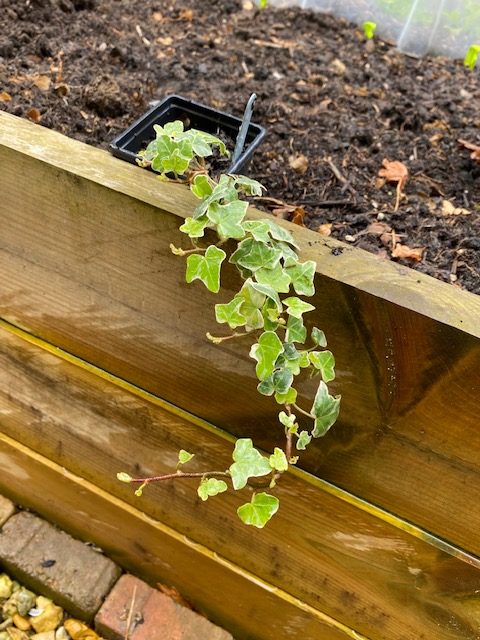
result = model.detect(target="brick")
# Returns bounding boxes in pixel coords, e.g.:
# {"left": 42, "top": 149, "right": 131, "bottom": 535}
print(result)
{"left": 95, "top": 574, "right": 234, "bottom": 640}
{"left": 0, "top": 511, "right": 121, "bottom": 620}
{"left": 0, "top": 495, "right": 15, "bottom": 526}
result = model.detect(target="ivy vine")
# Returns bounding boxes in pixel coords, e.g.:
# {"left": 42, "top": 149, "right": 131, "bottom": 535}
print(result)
{"left": 118, "top": 120, "right": 341, "bottom": 528}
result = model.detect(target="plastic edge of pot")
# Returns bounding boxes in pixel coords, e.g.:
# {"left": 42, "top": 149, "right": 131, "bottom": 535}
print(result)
{"left": 109, "top": 94, "right": 266, "bottom": 174}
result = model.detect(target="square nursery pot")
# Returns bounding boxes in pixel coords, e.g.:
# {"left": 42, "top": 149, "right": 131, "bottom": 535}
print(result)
{"left": 109, "top": 95, "right": 266, "bottom": 174}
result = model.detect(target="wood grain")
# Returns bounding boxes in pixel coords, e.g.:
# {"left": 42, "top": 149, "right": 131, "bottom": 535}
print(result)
{"left": 0, "top": 433, "right": 361, "bottom": 640}
{"left": 1, "top": 327, "right": 480, "bottom": 640}
{"left": 1, "top": 112, "right": 480, "bottom": 560}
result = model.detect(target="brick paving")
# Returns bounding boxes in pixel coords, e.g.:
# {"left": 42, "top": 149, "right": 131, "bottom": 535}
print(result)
{"left": 0, "top": 501, "right": 234, "bottom": 639}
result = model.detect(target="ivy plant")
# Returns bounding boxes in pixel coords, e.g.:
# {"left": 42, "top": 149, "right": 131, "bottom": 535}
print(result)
{"left": 118, "top": 122, "right": 340, "bottom": 528}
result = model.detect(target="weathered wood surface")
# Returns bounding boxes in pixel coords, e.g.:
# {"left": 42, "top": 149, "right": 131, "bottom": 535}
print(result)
{"left": 1, "top": 111, "right": 480, "bottom": 557}
{"left": 0, "top": 433, "right": 360, "bottom": 640}
{"left": 1, "top": 327, "right": 480, "bottom": 640}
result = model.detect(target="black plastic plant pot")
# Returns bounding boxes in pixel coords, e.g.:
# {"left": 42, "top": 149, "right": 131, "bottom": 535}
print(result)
{"left": 109, "top": 95, "right": 266, "bottom": 174}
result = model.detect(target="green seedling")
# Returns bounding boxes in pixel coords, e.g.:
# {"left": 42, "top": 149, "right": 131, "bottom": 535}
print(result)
{"left": 118, "top": 121, "right": 340, "bottom": 528}
{"left": 464, "top": 44, "right": 480, "bottom": 70}
{"left": 363, "top": 21, "right": 377, "bottom": 40}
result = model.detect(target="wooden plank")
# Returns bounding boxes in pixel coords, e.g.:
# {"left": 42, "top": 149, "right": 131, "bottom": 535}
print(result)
{"left": 0, "top": 433, "right": 360, "bottom": 640}
{"left": 1, "top": 327, "right": 480, "bottom": 640}
{"left": 1, "top": 112, "right": 480, "bottom": 558}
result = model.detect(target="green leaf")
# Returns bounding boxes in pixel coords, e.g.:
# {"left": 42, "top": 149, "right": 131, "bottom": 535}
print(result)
{"left": 249, "top": 281, "right": 282, "bottom": 312}
{"left": 285, "top": 315, "right": 307, "bottom": 344}
{"left": 274, "top": 387, "right": 297, "bottom": 405}
{"left": 193, "top": 175, "right": 238, "bottom": 218}
{"left": 254, "top": 263, "right": 291, "bottom": 293}
{"left": 191, "top": 174, "right": 213, "bottom": 199}
{"left": 197, "top": 477, "right": 228, "bottom": 501}
{"left": 117, "top": 472, "right": 133, "bottom": 483}
{"left": 286, "top": 261, "right": 316, "bottom": 296}
{"left": 311, "top": 381, "right": 341, "bottom": 437}
{"left": 237, "top": 493, "right": 279, "bottom": 528}
{"left": 207, "top": 200, "right": 248, "bottom": 240}
{"left": 215, "top": 297, "right": 247, "bottom": 329}
{"left": 263, "top": 219, "right": 299, "bottom": 248}
{"left": 269, "top": 448, "right": 288, "bottom": 472}
{"left": 309, "top": 350, "right": 336, "bottom": 382}
{"left": 178, "top": 450, "right": 195, "bottom": 465}
{"left": 257, "top": 376, "right": 275, "bottom": 396}
{"left": 162, "top": 148, "right": 191, "bottom": 175}
{"left": 242, "top": 220, "right": 272, "bottom": 243}
{"left": 184, "top": 128, "right": 228, "bottom": 157}
{"left": 231, "top": 175, "right": 264, "bottom": 196}
{"left": 249, "top": 331, "right": 284, "bottom": 381}
{"left": 277, "top": 241, "right": 299, "bottom": 267}
{"left": 262, "top": 298, "right": 281, "bottom": 331}
{"left": 278, "top": 411, "right": 297, "bottom": 430}
{"left": 362, "top": 20, "right": 377, "bottom": 39}
{"left": 311, "top": 327, "right": 327, "bottom": 348}
{"left": 237, "top": 280, "right": 266, "bottom": 331}
{"left": 296, "top": 431, "right": 312, "bottom": 450}
{"left": 272, "top": 367, "right": 294, "bottom": 394}
{"left": 464, "top": 44, "right": 480, "bottom": 70}
{"left": 159, "top": 121, "right": 184, "bottom": 137}
{"left": 179, "top": 216, "right": 209, "bottom": 238}
{"left": 229, "top": 439, "right": 272, "bottom": 490}
{"left": 284, "top": 297, "right": 315, "bottom": 319}
{"left": 186, "top": 245, "right": 226, "bottom": 293}
{"left": 230, "top": 238, "right": 282, "bottom": 272}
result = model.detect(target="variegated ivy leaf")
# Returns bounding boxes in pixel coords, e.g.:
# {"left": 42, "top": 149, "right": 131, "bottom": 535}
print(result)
{"left": 229, "top": 439, "right": 272, "bottom": 490}
{"left": 230, "top": 175, "right": 264, "bottom": 196}
{"left": 197, "top": 477, "right": 228, "bottom": 501}
{"left": 207, "top": 200, "right": 248, "bottom": 240}
{"left": 296, "top": 431, "right": 312, "bottom": 450}
{"left": 309, "top": 350, "right": 336, "bottom": 383}
{"left": 311, "top": 381, "right": 341, "bottom": 437}
{"left": 254, "top": 263, "right": 291, "bottom": 293}
{"left": 284, "top": 297, "right": 315, "bottom": 319}
{"left": 229, "top": 238, "right": 282, "bottom": 272}
{"left": 242, "top": 220, "right": 272, "bottom": 244}
{"left": 155, "top": 121, "right": 184, "bottom": 137}
{"left": 286, "top": 260, "right": 316, "bottom": 297}
{"left": 191, "top": 174, "right": 213, "bottom": 200}
{"left": 178, "top": 449, "right": 195, "bottom": 464}
{"left": 249, "top": 280, "right": 282, "bottom": 313}
{"left": 180, "top": 129, "right": 228, "bottom": 158}
{"left": 193, "top": 175, "right": 238, "bottom": 218}
{"left": 257, "top": 376, "right": 275, "bottom": 396}
{"left": 179, "top": 216, "right": 210, "bottom": 238}
{"left": 285, "top": 315, "right": 307, "bottom": 344}
{"left": 263, "top": 219, "right": 299, "bottom": 248}
{"left": 278, "top": 411, "right": 297, "bottom": 430}
{"left": 276, "top": 343, "right": 308, "bottom": 376}
{"left": 249, "top": 331, "right": 284, "bottom": 381}
{"left": 269, "top": 448, "right": 288, "bottom": 472}
{"left": 237, "top": 280, "right": 266, "bottom": 330}
{"left": 215, "top": 297, "right": 247, "bottom": 329}
{"left": 237, "top": 492, "right": 279, "bottom": 528}
{"left": 311, "top": 327, "right": 327, "bottom": 348}
{"left": 272, "top": 367, "right": 294, "bottom": 395}
{"left": 186, "top": 245, "right": 226, "bottom": 293}
{"left": 161, "top": 147, "right": 191, "bottom": 175}
{"left": 274, "top": 387, "right": 298, "bottom": 405}
{"left": 262, "top": 298, "right": 281, "bottom": 331}
{"left": 277, "top": 241, "right": 299, "bottom": 267}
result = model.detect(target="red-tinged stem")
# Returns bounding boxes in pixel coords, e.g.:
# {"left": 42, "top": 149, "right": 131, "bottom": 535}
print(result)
{"left": 129, "top": 471, "right": 230, "bottom": 484}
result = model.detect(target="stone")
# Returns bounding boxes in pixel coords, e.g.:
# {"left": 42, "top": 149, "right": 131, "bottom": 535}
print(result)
{"left": 12, "top": 614, "right": 30, "bottom": 631}
{"left": 31, "top": 633, "right": 55, "bottom": 640}
{"left": 0, "top": 497, "right": 15, "bottom": 527}
{"left": 95, "top": 575, "right": 233, "bottom": 640}
{"left": 30, "top": 603, "right": 63, "bottom": 633}
{"left": 0, "top": 574, "right": 13, "bottom": 599}
{"left": 0, "top": 512, "right": 121, "bottom": 620}
{"left": 64, "top": 619, "right": 101, "bottom": 639}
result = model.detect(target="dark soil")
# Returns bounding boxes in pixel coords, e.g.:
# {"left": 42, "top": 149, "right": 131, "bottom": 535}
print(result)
{"left": 2, "top": 0, "right": 479, "bottom": 293}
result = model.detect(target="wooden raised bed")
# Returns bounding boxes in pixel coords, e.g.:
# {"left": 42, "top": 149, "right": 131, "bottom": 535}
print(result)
{"left": 1, "top": 110, "right": 480, "bottom": 640}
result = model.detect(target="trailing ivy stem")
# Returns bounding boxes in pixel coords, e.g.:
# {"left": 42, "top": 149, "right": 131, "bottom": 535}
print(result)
{"left": 128, "top": 470, "right": 230, "bottom": 484}
{"left": 293, "top": 403, "right": 315, "bottom": 419}
{"left": 206, "top": 331, "right": 251, "bottom": 343}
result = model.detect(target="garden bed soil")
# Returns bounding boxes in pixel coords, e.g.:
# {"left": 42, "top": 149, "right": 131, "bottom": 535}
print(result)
{"left": 1, "top": 0, "right": 479, "bottom": 293}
